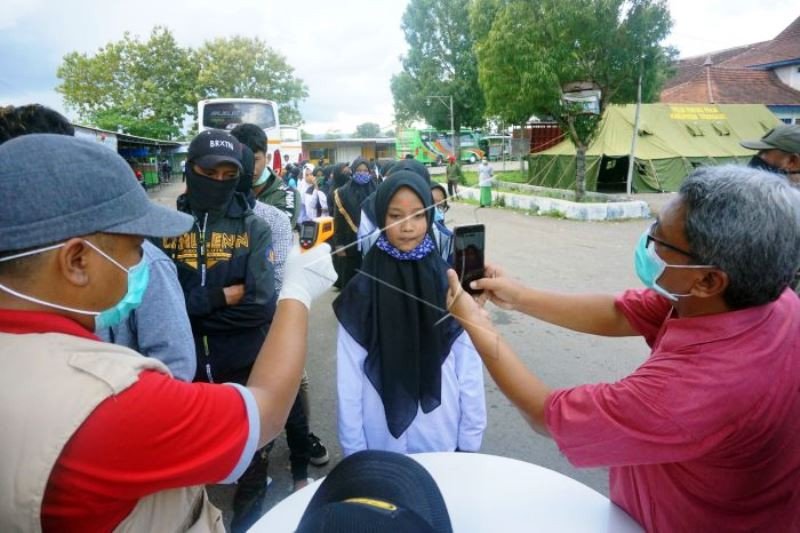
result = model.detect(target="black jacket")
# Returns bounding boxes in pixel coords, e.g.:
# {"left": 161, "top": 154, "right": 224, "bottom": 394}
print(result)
{"left": 157, "top": 192, "right": 276, "bottom": 383}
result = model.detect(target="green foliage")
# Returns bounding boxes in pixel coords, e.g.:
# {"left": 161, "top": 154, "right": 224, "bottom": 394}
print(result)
{"left": 57, "top": 27, "right": 197, "bottom": 139}
{"left": 473, "top": 0, "right": 673, "bottom": 198}
{"left": 391, "top": 0, "right": 486, "bottom": 151}
{"left": 192, "top": 36, "right": 308, "bottom": 126}
{"left": 57, "top": 28, "right": 308, "bottom": 138}
{"left": 354, "top": 122, "right": 381, "bottom": 138}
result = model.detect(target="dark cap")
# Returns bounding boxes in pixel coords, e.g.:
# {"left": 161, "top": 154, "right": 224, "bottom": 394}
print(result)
{"left": 188, "top": 129, "right": 243, "bottom": 170}
{"left": 740, "top": 124, "right": 800, "bottom": 153}
{"left": 296, "top": 450, "right": 452, "bottom": 533}
{"left": 0, "top": 134, "right": 193, "bottom": 252}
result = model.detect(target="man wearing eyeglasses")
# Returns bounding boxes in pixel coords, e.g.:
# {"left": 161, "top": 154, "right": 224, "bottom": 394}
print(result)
{"left": 446, "top": 165, "right": 800, "bottom": 531}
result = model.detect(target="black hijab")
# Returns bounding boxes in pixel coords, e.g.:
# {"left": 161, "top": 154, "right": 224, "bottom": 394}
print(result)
{"left": 361, "top": 158, "right": 431, "bottom": 227}
{"left": 332, "top": 163, "right": 350, "bottom": 189}
{"left": 338, "top": 157, "right": 377, "bottom": 225}
{"left": 332, "top": 171, "right": 463, "bottom": 439}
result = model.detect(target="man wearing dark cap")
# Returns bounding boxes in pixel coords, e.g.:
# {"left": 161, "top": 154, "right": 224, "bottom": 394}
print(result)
{"left": 0, "top": 134, "right": 335, "bottom": 531}
{"left": 158, "top": 129, "right": 283, "bottom": 526}
{"left": 163, "top": 129, "right": 276, "bottom": 385}
{"left": 741, "top": 124, "right": 800, "bottom": 184}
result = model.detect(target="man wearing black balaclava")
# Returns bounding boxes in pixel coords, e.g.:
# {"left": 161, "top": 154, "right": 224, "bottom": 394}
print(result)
{"left": 158, "top": 128, "right": 277, "bottom": 386}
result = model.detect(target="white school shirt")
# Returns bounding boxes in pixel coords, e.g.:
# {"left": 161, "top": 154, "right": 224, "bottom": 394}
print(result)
{"left": 336, "top": 323, "right": 487, "bottom": 457}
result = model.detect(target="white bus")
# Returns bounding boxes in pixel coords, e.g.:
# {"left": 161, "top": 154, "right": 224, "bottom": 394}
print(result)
{"left": 279, "top": 125, "right": 302, "bottom": 165}
{"left": 197, "top": 98, "right": 285, "bottom": 168}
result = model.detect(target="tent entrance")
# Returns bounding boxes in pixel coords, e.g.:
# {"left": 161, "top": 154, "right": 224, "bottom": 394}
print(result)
{"left": 596, "top": 156, "right": 629, "bottom": 193}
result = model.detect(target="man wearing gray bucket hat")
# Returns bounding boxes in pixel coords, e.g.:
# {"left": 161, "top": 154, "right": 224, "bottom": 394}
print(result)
{"left": 741, "top": 124, "right": 800, "bottom": 183}
{"left": 0, "top": 134, "right": 336, "bottom": 531}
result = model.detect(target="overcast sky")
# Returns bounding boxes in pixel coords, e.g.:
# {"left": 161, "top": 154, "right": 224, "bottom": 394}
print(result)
{"left": 1, "top": 0, "right": 797, "bottom": 134}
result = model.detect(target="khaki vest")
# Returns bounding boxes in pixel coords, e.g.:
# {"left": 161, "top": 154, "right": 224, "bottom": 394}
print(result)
{"left": 0, "top": 332, "right": 224, "bottom": 532}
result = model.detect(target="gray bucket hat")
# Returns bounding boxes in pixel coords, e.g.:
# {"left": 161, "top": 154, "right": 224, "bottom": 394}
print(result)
{"left": 740, "top": 124, "right": 800, "bottom": 154}
{"left": 0, "top": 134, "right": 194, "bottom": 252}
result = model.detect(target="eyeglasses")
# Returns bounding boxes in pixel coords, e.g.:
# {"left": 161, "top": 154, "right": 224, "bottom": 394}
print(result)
{"left": 646, "top": 224, "right": 696, "bottom": 260}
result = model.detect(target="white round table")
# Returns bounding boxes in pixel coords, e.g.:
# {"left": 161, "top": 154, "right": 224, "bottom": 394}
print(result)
{"left": 249, "top": 452, "right": 642, "bottom": 532}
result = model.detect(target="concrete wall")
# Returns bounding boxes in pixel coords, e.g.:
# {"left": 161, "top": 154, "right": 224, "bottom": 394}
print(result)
{"left": 457, "top": 186, "right": 650, "bottom": 221}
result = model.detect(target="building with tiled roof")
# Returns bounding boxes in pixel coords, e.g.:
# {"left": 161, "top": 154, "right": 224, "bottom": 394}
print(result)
{"left": 661, "top": 16, "right": 800, "bottom": 124}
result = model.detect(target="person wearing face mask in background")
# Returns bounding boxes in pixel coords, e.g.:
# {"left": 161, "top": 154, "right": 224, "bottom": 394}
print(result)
{"left": 430, "top": 182, "right": 454, "bottom": 264}
{"left": 0, "top": 134, "right": 336, "bottom": 531}
{"left": 740, "top": 124, "right": 800, "bottom": 185}
{"left": 445, "top": 165, "right": 800, "bottom": 532}
{"left": 231, "top": 124, "right": 300, "bottom": 229}
{"left": 332, "top": 157, "right": 377, "bottom": 289}
{"left": 739, "top": 124, "right": 800, "bottom": 293}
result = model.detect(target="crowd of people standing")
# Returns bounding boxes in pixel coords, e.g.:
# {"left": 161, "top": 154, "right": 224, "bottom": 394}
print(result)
{"left": 0, "top": 104, "right": 798, "bottom": 532}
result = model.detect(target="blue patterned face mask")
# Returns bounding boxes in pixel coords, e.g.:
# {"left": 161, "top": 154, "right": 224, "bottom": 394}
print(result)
{"left": 0, "top": 240, "right": 149, "bottom": 331}
{"left": 353, "top": 171, "right": 372, "bottom": 185}
{"left": 634, "top": 228, "right": 712, "bottom": 301}
{"left": 434, "top": 208, "right": 445, "bottom": 223}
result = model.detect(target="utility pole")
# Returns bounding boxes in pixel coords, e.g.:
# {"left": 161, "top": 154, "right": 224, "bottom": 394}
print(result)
{"left": 427, "top": 95, "right": 455, "bottom": 159}
{"left": 626, "top": 60, "right": 643, "bottom": 196}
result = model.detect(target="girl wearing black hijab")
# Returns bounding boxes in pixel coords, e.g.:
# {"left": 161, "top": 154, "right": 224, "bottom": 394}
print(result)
{"left": 332, "top": 171, "right": 486, "bottom": 456}
{"left": 331, "top": 157, "right": 377, "bottom": 289}
{"left": 357, "top": 159, "right": 453, "bottom": 263}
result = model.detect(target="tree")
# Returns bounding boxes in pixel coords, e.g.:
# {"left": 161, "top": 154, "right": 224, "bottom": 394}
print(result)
{"left": 354, "top": 122, "right": 381, "bottom": 138}
{"left": 474, "top": 0, "right": 674, "bottom": 198}
{"left": 57, "top": 29, "right": 309, "bottom": 139}
{"left": 57, "top": 27, "right": 196, "bottom": 139}
{"left": 193, "top": 36, "right": 308, "bottom": 126}
{"left": 391, "top": 0, "right": 485, "bottom": 157}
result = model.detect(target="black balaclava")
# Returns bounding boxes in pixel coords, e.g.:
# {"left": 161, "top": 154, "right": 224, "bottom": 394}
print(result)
{"left": 186, "top": 165, "right": 240, "bottom": 216}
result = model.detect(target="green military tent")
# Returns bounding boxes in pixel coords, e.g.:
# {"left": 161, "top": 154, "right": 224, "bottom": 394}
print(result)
{"left": 527, "top": 104, "right": 780, "bottom": 193}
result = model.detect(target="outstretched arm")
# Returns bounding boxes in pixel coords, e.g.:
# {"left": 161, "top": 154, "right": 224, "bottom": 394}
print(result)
{"left": 446, "top": 270, "right": 551, "bottom": 436}
{"left": 472, "top": 264, "right": 636, "bottom": 337}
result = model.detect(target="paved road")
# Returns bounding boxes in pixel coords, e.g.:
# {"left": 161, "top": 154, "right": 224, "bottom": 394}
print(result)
{"left": 149, "top": 182, "right": 655, "bottom": 525}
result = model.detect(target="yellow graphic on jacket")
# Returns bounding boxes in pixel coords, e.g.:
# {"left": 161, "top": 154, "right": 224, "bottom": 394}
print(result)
{"left": 161, "top": 231, "right": 250, "bottom": 270}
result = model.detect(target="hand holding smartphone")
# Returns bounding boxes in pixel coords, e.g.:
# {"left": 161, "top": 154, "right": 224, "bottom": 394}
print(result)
{"left": 453, "top": 224, "right": 485, "bottom": 295}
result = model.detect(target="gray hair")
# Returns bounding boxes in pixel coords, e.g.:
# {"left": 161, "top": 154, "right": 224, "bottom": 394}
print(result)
{"left": 680, "top": 165, "right": 800, "bottom": 309}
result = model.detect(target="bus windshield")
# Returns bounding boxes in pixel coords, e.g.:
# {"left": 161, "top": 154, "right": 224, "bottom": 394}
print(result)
{"left": 202, "top": 101, "right": 277, "bottom": 131}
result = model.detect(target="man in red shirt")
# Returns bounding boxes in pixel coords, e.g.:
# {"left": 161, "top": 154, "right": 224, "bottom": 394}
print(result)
{"left": 0, "top": 133, "right": 336, "bottom": 531}
{"left": 446, "top": 165, "right": 800, "bottom": 531}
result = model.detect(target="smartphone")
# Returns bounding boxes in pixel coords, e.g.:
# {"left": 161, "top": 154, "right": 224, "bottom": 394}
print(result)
{"left": 453, "top": 224, "right": 485, "bottom": 295}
